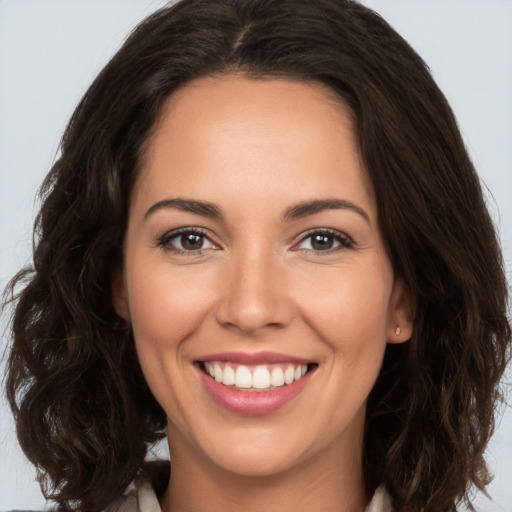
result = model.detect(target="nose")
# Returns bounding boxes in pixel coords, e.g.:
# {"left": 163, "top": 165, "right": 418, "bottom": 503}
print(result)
{"left": 214, "top": 248, "right": 294, "bottom": 336}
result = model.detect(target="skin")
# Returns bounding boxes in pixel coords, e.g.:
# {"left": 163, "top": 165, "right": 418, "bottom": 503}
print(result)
{"left": 113, "top": 75, "right": 413, "bottom": 512}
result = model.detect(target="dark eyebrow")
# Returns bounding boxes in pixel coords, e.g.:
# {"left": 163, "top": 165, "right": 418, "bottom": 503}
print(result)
{"left": 144, "top": 198, "right": 223, "bottom": 220}
{"left": 282, "top": 199, "right": 370, "bottom": 224}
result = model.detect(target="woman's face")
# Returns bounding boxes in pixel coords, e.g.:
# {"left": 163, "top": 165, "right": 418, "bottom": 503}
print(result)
{"left": 114, "top": 75, "right": 412, "bottom": 478}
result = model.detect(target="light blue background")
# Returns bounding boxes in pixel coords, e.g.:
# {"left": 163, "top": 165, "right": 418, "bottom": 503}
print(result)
{"left": 1, "top": 1, "right": 511, "bottom": 510}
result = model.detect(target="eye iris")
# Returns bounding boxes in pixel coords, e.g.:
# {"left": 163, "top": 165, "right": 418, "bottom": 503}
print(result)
{"left": 181, "top": 233, "right": 203, "bottom": 250}
{"left": 311, "top": 234, "right": 333, "bottom": 250}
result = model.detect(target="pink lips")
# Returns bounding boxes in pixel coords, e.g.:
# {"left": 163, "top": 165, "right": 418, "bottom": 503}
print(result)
{"left": 198, "top": 351, "right": 310, "bottom": 365}
{"left": 196, "top": 351, "right": 314, "bottom": 416}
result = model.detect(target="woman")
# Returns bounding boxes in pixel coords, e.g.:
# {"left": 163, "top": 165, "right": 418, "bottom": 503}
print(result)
{"left": 4, "top": 0, "right": 510, "bottom": 511}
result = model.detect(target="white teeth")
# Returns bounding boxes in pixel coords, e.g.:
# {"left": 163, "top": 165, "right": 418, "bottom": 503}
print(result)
{"left": 222, "top": 365, "right": 235, "bottom": 386}
{"left": 235, "top": 365, "right": 252, "bottom": 388}
{"left": 213, "top": 362, "right": 223, "bottom": 382}
{"left": 252, "top": 365, "right": 271, "bottom": 389}
{"left": 284, "top": 365, "right": 295, "bottom": 385}
{"left": 270, "top": 367, "right": 285, "bottom": 386}
{"left": 203, "top": 361, "right": 309, "bottom": 390}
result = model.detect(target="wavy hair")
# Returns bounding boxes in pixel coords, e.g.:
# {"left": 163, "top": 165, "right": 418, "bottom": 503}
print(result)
{"left": 4, "top": 0, "right": 511, "bottom": 511}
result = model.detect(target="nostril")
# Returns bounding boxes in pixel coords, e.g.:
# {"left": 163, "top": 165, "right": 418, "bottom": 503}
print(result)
{"left": 213, "top": 273, "right": 294, "bottom": 334}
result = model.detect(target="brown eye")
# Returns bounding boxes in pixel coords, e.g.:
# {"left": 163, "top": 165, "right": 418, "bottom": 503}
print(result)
{"left": 180, "top": 233, "right": 205, "bottom": 250}
{"left": 311, "top": 234, "right": 334, "bottom": 250}
{"left": 295, "top": 230, "right": 353, "bottom": 252}
{"left": 158, "top": 229, "right": 216, "bottom": 253}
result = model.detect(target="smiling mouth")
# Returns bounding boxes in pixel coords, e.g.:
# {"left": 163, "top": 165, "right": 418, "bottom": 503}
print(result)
{"left": 198, "top": 361, "right": 316, "bottom": 392}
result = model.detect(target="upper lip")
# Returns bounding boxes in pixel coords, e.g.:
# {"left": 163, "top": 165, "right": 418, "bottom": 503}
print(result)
{"left": 196, "top": 351, "right": 312, "bottom": 365}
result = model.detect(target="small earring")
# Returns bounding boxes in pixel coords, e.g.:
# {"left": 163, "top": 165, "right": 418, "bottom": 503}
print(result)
{"left": 395, "top": 326, "right": 401, "bottom": 336}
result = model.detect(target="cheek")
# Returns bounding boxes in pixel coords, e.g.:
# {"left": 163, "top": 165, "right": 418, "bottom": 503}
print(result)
{"left": 125, "top": 260, "right": 218, "bottom": 356}
{"left": 298, "top": 262, "right": 393, "bottom": 356}
{"left": 124, "top": 260, "right": 220, "bottom": 419}
{"left": 299, "top": 265, "right": 392, "bottom": 425}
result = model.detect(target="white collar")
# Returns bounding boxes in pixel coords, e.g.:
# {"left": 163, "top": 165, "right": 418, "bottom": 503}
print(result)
{"left": 112, "top": 477, "right": 393, "bottom": 512}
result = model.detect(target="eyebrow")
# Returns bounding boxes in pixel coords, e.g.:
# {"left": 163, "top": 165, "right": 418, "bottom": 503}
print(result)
{"left": 144, "top": 198, "right": 223, "bottom": 220}
{"left": 143, "top": 197, "right": 370, "bottom": 224}
{"left": 282, "top": 199, "right": 370, "bottom": 224}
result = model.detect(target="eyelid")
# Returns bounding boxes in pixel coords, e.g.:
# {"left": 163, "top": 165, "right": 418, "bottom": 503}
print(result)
{"left": 156, "top": 226, "right": 353, "bottom": 255}
{"left": 156, "top": 227, "right": 220, "bottom": 253}
{"left": 291, "top": 228, "right": 354, "bottom": 252}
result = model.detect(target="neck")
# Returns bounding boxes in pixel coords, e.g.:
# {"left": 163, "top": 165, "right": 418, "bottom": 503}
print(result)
{"left": 160, "top": 427, "right": 368, "bottom": 512}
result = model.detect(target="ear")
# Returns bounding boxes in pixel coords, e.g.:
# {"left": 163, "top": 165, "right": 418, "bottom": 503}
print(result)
{"left": 111, "top": 266, "right": 131, "bottom": 324}
{"left": 387, "top": 278, "right": 414, "bottom": 344}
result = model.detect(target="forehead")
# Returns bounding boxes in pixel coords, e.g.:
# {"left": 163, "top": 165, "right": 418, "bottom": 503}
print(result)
{"left": 133, "top": 74, "right": 375, "bottom": 217}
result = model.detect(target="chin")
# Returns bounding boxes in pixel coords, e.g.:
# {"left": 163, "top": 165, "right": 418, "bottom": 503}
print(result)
{"left": 207, "top": 441, "right": 311, "bottom": 478}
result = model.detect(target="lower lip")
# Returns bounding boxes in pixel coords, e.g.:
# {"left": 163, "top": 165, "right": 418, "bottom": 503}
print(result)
{"left": 197, "top": 365, "right": 313, "bottom": 416}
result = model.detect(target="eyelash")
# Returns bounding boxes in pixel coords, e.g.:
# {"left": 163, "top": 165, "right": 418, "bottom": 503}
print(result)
{"left": 292, "top": 228, "right": 354, "bottom": 253}
{"left": 157, "top": 227, "right": 215, "bottom": 255}
{"left": 156, "top": 227, "right": 354, "bottom": 255}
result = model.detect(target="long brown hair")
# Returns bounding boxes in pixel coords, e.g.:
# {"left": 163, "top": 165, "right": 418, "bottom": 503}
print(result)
{"left": 4, "top": 1, "right": 511, "bottom": 511}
